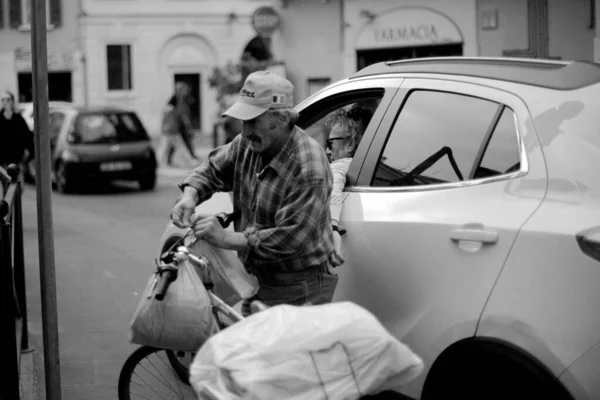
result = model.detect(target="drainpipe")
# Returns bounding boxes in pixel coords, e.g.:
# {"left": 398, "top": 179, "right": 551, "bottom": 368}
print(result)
{"left": 77, "top": 0, "right": 89, "bottom": 107}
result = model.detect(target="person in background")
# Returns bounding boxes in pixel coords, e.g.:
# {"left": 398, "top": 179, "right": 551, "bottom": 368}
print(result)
{"left": 174, "top": 82, "right": 199, "bottom": 162}
{"left": 159, "top": 96, "right": 182, "bottom": 166}
{"left": 0, "top": 90, "right": 34, "bottom": 179}
{"left": 170, "top": 71, "right": 338, "bottom": 315}
{"left": 325, "top": 106, "right": 372, "bottom": 266}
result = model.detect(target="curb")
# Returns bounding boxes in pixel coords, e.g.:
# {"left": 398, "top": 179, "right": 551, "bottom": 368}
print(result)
{"left": 19, "top": 348, "right": 37, "bottom": 400}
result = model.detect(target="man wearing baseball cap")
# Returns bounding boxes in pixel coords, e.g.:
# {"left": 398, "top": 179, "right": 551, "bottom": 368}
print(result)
{"left": 171, "top": 70, "right": 338, "bottom": 312}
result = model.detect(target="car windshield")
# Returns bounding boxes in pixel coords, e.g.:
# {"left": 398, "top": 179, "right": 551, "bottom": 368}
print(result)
{"left": 75, "top": 112, "right": 148, "bottom": 144}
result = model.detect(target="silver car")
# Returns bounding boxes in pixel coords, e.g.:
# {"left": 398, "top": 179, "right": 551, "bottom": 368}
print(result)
{"left": 158, "top": 57, "right": 600, "bottom": 399}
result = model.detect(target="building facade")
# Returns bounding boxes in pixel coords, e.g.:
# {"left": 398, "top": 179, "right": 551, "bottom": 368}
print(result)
{"left": 272, "top": 0, "right": 600, "bottom": 104}
{"left": 9, "top": 0, "right": 598, "bottom": 138}
{"left": 0, "top": 0, "right": 83, "bottom": 104}
{"left": 79, "top": 0, "right": 273, "bottom": 136}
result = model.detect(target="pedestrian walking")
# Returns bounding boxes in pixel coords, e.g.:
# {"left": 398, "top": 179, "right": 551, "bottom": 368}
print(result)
{"left": 158, "top": 83, "right": 199, "bottom": 166}
{"left": 174, "top": 82, "right": 199, "bottom": 162}
{"left": 170, "top": 71, "right": 338, "bottom": 315}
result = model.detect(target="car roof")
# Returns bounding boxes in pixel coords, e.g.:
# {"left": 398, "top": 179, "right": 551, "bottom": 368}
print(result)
{"left": 18, "top": 103, "right": 132, "bottom": 114}
{"left": 76, "top": 106, "right": 133, "bottom": 114}
{"left": 350, "top": 57, "right": 600, "bottom": 90}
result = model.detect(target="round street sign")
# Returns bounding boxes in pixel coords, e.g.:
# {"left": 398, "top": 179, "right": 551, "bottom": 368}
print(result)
{"left": 252, "top": 6, "right": 280, "bottom": 37}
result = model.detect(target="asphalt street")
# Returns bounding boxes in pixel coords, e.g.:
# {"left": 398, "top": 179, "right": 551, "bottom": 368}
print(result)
{"left": 21, "top": 166, "right": 198, "bottom": 399}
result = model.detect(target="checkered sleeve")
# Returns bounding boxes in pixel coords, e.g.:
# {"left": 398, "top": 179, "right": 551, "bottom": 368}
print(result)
{"left": 178, "top": 137, "right": 240, "bottom": 203}
{"left": 243, "top": 177, "right": 330, "bottom": 263}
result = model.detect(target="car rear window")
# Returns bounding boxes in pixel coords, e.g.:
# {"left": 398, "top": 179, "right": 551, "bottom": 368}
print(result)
{"left": 75, "top": 112, "right": 149, "bottom": 144}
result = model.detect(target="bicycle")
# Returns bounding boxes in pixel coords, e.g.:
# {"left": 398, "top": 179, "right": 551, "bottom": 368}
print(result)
{"left": 117, "top": 213, "right": 394, "bottom": 400}
{"left": 117, "top": 211, "right": 253, "bottom": 400}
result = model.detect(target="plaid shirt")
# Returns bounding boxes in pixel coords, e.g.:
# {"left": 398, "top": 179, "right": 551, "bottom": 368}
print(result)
{"left": 180, "top": 126, "right": 334, "bottom": 273}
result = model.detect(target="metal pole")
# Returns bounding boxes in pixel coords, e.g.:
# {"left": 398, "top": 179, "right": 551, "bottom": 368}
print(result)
{"left": 31, "top": 0, "right": 63, "bottom": 399}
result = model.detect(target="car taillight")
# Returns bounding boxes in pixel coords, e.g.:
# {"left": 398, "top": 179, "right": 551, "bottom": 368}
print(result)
{"left": 576, "top": 227, "right": 600, "bottom": 262}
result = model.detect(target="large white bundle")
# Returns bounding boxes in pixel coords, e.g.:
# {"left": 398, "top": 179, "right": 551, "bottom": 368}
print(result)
{"left": 190, "top": 302, "right": 424, "bottom": 400}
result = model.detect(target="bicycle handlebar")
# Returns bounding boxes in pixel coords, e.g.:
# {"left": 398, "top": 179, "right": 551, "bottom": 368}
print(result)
{"left": 216, "top": 210, "right": 241, "bottom": 229}
{"left": 154, "top": 211, "right": 241, "bottom": 301}
{"left": 155, "top": 269, "right": 176, "bottom": 300}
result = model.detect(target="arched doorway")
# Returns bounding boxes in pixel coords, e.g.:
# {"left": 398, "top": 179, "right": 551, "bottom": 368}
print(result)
{"left": 355, "top": 7, "right": 464, "bottom": 70}
{"left": 159, "top": 34, "right": 218, "bottom": 134}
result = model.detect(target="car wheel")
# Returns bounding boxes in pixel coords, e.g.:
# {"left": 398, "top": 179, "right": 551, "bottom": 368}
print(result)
{"left": 421, "top": 341, "right": 574, "bottom": 400}
{"left": 138, "top": 172, "right": 156, "bottom": 191}
{"left": 55, "top": 162, "right": 74, "bottom": 194}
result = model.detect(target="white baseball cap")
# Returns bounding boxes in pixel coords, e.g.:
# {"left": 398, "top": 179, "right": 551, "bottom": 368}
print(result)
{"left": 222, "top": 70, "right": 294, "bottom": 121}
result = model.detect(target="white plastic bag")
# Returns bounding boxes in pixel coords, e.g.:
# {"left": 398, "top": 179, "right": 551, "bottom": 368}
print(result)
{"left": 189, "top": 302, "right": 424, "bottom": 400}
{"left": 189, "top": 238, "right": 258, "bottom": 305}
{"left": 129, "top": 261, "right": 218, "bottom": 351}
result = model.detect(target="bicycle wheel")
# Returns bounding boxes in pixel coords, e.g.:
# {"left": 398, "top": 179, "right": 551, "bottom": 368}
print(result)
{"left": 166, "top": 350, "right": 195, "bottom": 385}
{"left": 118, "top": 345, "right": 197, "bottom": 400}
{"left": 165, "top": 309, "right": 233, "bottom": 385}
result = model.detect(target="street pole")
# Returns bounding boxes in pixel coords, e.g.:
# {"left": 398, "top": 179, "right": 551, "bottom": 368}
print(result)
{"left": 31, "top": 0, "right": 63, "bottom": 399}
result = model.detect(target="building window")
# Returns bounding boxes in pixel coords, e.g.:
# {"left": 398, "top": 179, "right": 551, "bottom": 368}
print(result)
{"left": 107, "top": 45, "right": 132, "bottom": 91}
{"left": 307, "top": 78, "right": 331, "bottom": 97}
{"left": 20, "top": 0, "right": 51, "bottom": 27}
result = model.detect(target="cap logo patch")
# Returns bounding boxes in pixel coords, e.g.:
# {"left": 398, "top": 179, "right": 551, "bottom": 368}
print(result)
{"left": 272, "top": 94, "right": 286, "bottom": 104}
{"left": 240, "top": 88, "right": 256, "bottom": 98}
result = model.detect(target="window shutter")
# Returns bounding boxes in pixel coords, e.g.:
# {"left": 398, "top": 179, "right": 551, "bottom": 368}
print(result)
{"left": 9, "top": 0, "right": 21, "bottom": 28}
{"left": 50, "top": 0, "right": 61, "bottom": 27}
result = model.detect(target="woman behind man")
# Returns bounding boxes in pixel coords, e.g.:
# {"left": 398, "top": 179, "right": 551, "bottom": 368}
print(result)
{"left": 326, "top": 105, "right": 373, "bottom": 266}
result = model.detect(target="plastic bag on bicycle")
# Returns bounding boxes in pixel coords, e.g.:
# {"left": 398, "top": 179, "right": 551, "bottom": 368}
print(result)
{"left": 129, "top": 261, "right": 218, "bottom": 351}
{"left": 189, "top": 302, "right": 424, "bottom": 400}
{"left": 188, "top": 238, "right": 258, "bottom": 305}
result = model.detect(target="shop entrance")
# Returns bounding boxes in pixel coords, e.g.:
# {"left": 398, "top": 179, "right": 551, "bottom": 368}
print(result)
{"left": 356, "top": 43, "right": 463, "bottom": 70}
{"left": 174, "top": 73, "right": 201, "bottom": 131}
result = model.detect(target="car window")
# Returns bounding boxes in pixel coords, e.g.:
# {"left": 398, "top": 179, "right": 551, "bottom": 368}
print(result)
{"left": 475, "top": 108, "right": 521, "bottom": 178}
{"left": 303, "top": 95, "right": 383, "bottom": 150}
{"left": 372, "top": 90, "right": 500, "bottom": 187}
{"left": 75, "top": 112, "right": 149, "bottom": 144}
{"left": 49, "top": 112, "right": 66, "bottom": 140}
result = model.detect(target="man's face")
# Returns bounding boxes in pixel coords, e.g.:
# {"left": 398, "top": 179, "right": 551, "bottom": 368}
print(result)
{"left": 327, "top": 122, "right": 351, "bottom": 162}
{"left": 241, "top": 111, "right": 280, "bottom": 154}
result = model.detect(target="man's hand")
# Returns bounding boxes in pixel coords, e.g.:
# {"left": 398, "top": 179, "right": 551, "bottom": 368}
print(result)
{"left": 171, "top": 187, "right": 199, "bottom": 228}
{"left": 331, "top": 231, "right": 345, "bottom": 267}
{"left": 191, "top": 215, "right": 227, "bottom": 248}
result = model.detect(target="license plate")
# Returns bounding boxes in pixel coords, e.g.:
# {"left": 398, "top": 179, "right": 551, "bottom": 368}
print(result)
{"left": 100, "top": 161, "right": 132, "bottom": 171}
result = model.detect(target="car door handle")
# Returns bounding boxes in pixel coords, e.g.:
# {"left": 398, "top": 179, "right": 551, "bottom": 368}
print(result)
{"left": 450, "top": 228, "right": 498, "bottom": 244}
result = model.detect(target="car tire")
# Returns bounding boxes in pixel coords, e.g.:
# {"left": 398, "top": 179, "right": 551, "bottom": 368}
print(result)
{"left": 421, "top": 341, "right": 574, "bottom": 400}
{"left": 138, "top": 172, "right": 156, "bottom": 191}
{"left": 55, "top": 162, "right": 75, "bottom": 194}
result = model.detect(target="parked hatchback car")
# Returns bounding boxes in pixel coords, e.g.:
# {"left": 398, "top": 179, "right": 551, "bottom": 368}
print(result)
{"left": 37, "top": 105, "right": 157, "bottom": 193}
{"left": 157, "top": 57, "right": 600, "bottom": 399}
{"left": 17, "top": 101, "right": 74, "bottom": 132}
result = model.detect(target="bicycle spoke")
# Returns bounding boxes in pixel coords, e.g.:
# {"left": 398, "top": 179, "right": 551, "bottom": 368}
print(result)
{"left": 130, "top": 372, "right": 172, "bottom": 399}
{"left": 128, "top": 350, "right": 194, "bottom": 399}
{"left": 138, "top": 358, "right": 181, "bottom": 396}
{"left": 155, "top": 351, "right": 186, "bottom": 397}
